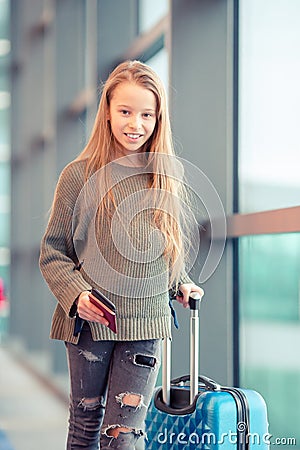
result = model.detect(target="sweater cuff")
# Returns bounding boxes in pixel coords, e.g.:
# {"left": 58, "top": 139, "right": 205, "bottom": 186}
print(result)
{"left": 57, "top": 278, "right": 92, "bottom": 318}
{"left": 169, "top": 273, "right": 193, "bottom": 298}
{"left": 69, "top": 298, "right": 78, "bottom": 318}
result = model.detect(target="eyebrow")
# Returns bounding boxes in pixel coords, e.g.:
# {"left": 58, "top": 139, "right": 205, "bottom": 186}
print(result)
{"left": 117, "top": 104, "right": 156, "bottom": 112}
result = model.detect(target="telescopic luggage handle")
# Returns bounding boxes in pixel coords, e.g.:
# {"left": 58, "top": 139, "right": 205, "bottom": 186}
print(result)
{"left": 162, "top": 291, "right": 202, "bottom": 406}
{"left": 171, "top": 374, "right": 221, "bottom": 392}
{"left": 189, "top": 291, "right": 201, "bottom": 403}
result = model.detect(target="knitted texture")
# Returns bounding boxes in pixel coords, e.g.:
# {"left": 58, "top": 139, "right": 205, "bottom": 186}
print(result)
{"left": 39, "top": 159, "right": 176, "bottom": 343}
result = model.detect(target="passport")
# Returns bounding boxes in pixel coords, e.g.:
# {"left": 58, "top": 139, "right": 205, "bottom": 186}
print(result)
{"left": 89, "top": 288, "right": 117, "bottom": 334}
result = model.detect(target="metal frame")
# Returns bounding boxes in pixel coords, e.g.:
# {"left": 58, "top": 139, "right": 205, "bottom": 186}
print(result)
{"left": 124, "top": 15, "right": 169, "bottom": 61}
{"left": 227, "top": 206, "right": 300, "bottom": 238}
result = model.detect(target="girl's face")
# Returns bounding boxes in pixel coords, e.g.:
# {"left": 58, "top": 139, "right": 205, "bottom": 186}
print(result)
{"left": 108, "top": 81, "right": 157, "bottom": 158}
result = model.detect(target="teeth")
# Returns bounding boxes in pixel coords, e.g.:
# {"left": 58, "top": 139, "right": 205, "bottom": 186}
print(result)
{"left": 126, "top": 134, "right": 140, "bottom": 139}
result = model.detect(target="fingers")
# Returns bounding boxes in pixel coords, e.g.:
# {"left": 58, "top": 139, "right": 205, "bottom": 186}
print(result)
{"left": 176, "top": 283, "right": 204, "bottom": 309}
{"left": 77, "top": 291, "right": 109, "bottom": 326}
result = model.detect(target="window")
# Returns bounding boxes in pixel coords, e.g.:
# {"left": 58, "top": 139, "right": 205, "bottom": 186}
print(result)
{"left": 239, "top": 0, "right": 300, "bottom": 213}
{"left": 145, "top": 47, "right": 169, "bottom": 91}
{"left": 138, "top": 0, "right": 169, "bottom": 34}
{"left": 239, "top": 0, "right": 300, "bottom": 442}
{"left": 0, "top": 0, "right": 10, "bottom": 335}
{"left": 240, "top": 233, "right": 300, "bottom": 441}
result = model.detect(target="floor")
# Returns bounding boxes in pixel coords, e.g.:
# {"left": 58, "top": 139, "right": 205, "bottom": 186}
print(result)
{"left": 0, "top": 343, "right": 146, "bottom": 450}
{"left": 0, "top": 344, "right": 69, "bottom": 450}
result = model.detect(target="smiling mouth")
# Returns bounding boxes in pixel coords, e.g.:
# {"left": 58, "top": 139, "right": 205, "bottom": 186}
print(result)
{"left": 125, "top": 133, "right": 143, "bottom": 140}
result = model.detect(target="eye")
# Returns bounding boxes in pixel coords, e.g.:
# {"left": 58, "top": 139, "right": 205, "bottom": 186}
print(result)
{"left": 120, "top": 109, "right": 130, "bottom": 115}
{"left": 143, "top": 112, "right": 154, "bottom": 118}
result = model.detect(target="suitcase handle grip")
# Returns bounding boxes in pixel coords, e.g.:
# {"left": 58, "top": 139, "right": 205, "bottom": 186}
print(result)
{"left": 171, "top": 374, "right": 221, "bottom": 391}
{"left": 188, "top": 291, "right": 202, "bottom": 310}
{"left": 176, "top": 290, "right": 202, "bottom": 310}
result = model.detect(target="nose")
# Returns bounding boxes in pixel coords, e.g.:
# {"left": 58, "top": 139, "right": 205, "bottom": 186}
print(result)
{"left": 128, "top": 114, "right": 142, "bottom": 129}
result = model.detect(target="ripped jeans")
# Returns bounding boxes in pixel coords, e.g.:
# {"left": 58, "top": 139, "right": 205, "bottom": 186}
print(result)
{"left": 65, "top": 323, "right": 161, "bottom": 449}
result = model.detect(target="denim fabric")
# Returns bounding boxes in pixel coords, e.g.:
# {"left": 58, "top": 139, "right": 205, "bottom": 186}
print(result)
{"left": 65, "top": 323, "right": 161, "bottom": 449}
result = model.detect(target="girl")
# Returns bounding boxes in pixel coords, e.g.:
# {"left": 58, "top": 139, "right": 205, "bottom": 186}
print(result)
{"left": 39, "top": 60, "right": 203, "bottom": 449}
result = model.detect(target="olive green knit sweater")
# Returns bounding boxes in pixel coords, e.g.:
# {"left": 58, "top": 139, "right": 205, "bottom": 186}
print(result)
{"left": 39, "top": 159, "right": 189, "bottom": 343}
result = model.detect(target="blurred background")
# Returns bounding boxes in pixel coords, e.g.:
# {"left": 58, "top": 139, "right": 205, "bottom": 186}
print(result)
{"left": 0, "top": 0, "right": 299, "bottom": 449}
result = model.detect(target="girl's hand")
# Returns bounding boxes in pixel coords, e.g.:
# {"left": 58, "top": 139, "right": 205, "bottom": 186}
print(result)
{"left": 77, "top": 291, "right": 109, "bottom": 326}
{"left": 175, "top": 283, "right": 204, "bottom": 309}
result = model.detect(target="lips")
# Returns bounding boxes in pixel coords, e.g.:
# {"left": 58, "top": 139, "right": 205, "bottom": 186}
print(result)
{"left": 125, "top": 133, "right": 142, "bottom": 140}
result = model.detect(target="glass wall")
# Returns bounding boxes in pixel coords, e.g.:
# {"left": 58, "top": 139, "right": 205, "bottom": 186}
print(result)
{"left": 138, "top": 0, "right": 169, "bottom": 34}
{"left": 239, "top": 0, "right": 300, "bottom": 213}
{"left": 146, "top": 47, "right": 169, "bottom": 91}
{"left": 239, "top": 0, "right": 300, "bottom": 445}
{"left": 138, "top": 1, "right": 170, "bottom": 388}
{"left": 239, "top": 233, "right": 300, "bottom": 443}
{"left": 137, "top": 0, "right": 169, "bottom": 91}
{"left": 0, "top": 0, "right": 10, "bottom": 339}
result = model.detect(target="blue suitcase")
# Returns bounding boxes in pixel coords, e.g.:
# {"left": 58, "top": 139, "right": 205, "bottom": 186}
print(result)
{"left": 145, "top": 293, "right": 269, "bottom": 449}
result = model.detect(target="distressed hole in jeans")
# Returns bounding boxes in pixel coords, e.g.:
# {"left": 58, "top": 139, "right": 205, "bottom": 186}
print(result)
{"left": 78, "top": 396, "right": 103, "bottom": 411}
{"left": 78, "top": 349, "right": 103, "bottom": 362}
{"left": 102, "top": 424, "right": 144, "bottom": 439}
{"left": 133, "top": 353, "right": 157, "bottom": 368}
{"left": 115, "top": 392, "right": 145, "bottom": 409}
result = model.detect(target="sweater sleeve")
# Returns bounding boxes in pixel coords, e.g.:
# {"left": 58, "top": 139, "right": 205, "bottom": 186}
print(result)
{"left": 39, "top": 166, "right": 92, "bottom": 316}
{"left": 169, "top": 271, "right": 194, "bottom": 298}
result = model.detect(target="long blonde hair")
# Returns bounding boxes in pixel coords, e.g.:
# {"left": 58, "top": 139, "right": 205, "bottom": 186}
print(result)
{"left": 76, "top": 60, "right": 192, "bottom": 288}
